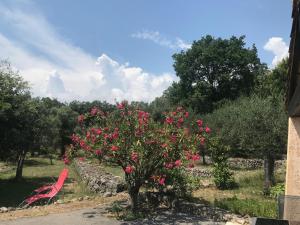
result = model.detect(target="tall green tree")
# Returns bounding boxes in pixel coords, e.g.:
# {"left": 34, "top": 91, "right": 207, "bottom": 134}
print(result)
{"left": 169, "top": 35, "right": 266, "bottom": 113}
{"left": 0, "top": 61, "right": 38, "bottom": 179}
{"left": 204, "top": 94, "right": 288, "bottom": 191}
{"left": 256, "top": 58, "right": 288, "bottom": 98}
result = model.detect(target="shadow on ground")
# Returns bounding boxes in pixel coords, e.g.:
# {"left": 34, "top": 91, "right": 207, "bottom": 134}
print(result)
{"left": 82, "top": 207, "right": 223, "bottom": 225}
{"left": 0, "top": 176, "right": 75, "bottom": 207}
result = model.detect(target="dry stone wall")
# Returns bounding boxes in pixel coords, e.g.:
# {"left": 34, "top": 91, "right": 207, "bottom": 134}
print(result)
{"left": 73, "top": 159, "right": 126, "bottom": 196}
{"left": 202, "top": 157, "right": 285, "bottom": 170}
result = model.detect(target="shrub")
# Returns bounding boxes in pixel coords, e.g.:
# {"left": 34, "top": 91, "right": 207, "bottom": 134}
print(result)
{"left": 68, "top": 102, "right": 210, "bottom": 211}
{"left": 270, "top": 183, "right": 285, "bottom": 199}
{"left": 209, "top": 138, "right": 236, "bottom": 189}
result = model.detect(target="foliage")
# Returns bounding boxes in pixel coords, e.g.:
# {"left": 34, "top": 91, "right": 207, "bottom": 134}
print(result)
{"left": 0, "top": 60, "right": 79, "bottom": 178}
{"left": 204, "top": 94, "right": 287, "bottom": 191}
{"left": 204, "top": 94, "right": 287, "bottom": 158}
{"left": 168, "top": 35, "right": 266, "bottom": 113}
{"left": 0, "top": 60, "right": 31, "bottom": 160}
{"left": 69, "top": 100, "right": 115, "bottom": 115}
{"left": 69, "top": 102, "right": 210, "bottom": 210}
{"left": 256, "top": 58, "right": 288, "bottom": 98}
{"left": 209, "top": 138, "right": 236, "bottom": 189}
{"left": 269, "top": 183, "right": 285, "bottom": 199}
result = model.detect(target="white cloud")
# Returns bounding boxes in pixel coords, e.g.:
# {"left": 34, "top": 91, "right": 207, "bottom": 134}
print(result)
{"left": 264, "top": 37, "right": 289, "bottom": 67}
{"left": 0, "top": 3, "right": 178, "bottom": 103}
{"left": 131, "top": 30, "right": 191, "bottom": 50}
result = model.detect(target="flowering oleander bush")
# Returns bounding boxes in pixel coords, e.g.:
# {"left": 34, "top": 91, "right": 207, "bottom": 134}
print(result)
{"left": 68, "top": 101, "right": 210, "bottom": 211}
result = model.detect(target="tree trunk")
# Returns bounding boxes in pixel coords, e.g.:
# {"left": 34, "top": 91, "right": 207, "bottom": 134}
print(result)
{"left": 60, "top": 144, "right": 66, "bottom": 157}
{"left": 15, "top": 150, "right": 26, "bottom": 180}
{"left": 128, "top": 185, "right": 141, "bottom": 212}
{"left": 201, "top": 148, "right": 206, "bottom": 165}
{"left": 263, "top": 152, "right": 275, "bottom": 193}
{"left": 49, "top": 155, "right": 53, "bottom": 165}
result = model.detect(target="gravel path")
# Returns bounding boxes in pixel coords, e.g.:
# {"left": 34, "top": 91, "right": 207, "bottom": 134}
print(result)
{"left": 0, "top": 207, "right": 225, "bottom": 225}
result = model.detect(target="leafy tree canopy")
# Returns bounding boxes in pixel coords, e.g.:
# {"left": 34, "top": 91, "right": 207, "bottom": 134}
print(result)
{"left": 168, "top": 35, "right": 267, "bottom": 113}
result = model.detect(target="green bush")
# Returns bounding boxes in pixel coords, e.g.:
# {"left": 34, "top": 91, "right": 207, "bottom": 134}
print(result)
{"left": 270, "top": 183, "right": 285, "bottom": 199}
{"left": 209, "top": 138, "right": 236, "bottom": 189}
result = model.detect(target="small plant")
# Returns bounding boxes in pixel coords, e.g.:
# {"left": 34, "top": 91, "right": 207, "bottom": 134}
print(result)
{"left": 209, "top": 137, "right": 236, "bottom": 189}
{"left": 270, "top": 183, "right": 285, "bottom": 199}
{"left": 110, "top": 201, "right": 123, "bottom": 218}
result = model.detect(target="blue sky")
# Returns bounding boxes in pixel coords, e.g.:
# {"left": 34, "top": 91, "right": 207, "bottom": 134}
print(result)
{"left": 0, "top": 0, "right": 292, "bottom": 102}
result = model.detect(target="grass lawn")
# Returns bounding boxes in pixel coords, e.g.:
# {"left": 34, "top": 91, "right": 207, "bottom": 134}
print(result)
{"left": 0, "top": 157, "right": 94, "bottom": 207}
{"left": 193, "top": 166, "right": 285, "bottom": 218}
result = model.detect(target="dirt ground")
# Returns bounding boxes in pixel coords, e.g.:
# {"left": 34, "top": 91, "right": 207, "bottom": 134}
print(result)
{"left": 0, "top": 194, "right": 127, "bottom": 221}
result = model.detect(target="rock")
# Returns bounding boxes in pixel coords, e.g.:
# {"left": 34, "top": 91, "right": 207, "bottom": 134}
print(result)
{"left": 186, "top": 167, "right": 213, "bottom": 178}
{"left": 103, "top": 192, "right": 112, "bottom": 197}
{"left": 226, "top": 222, "right": 240, "bottom": 225}
{"left": 56, "top": 199, "right": 64, "bottom": 204}
{"left": 71, "top": 198, "right": 77, "bottom": 202}
{"left": 0, "top": 207, "right": 8, "bottom": 213}
{"left": 83, "top": 196, "right": 90, "bottom": 200}
{"left": 7, "top": 207, "right": 14, "bottom": 212}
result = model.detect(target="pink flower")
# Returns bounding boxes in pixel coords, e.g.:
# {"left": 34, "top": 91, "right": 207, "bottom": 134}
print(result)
{"left": 176, "top": 106, "right": 183, "bottom": 112}
{"left": 170, "top": 135, "right": 177, "bottom": 143}
{"left": 192, "top": 154, "right": 200, "bottom": 161}
{"left": 196, "top": 119, "right": 203, "bottom": 127}
{"left": 200, "top": 137, "right": 205, "bottom": 145}
{"left": 138, "top": 111, "right": 145, "bottom": 119}
{"left": 63, "top": 155, "right": 70, "bottom": 165}
{"left": 90, "top": 107, "right": 99, "bottom": 116}
{"left": 95, "top": 149, "right": 102, "bottom": 156}
{"left": 185, "top": 152, "right": 192, "bottom": 160}
{"left": 174, "top": 160, "right": 181, "bottom": 167}
{"left": 184, "top": 112, "right": 189, "bottom": 118}
{"left": 131, "top": 152, "right": 139, "bottom": 162}
{"left": 125, "top": 165, "right": 134, "bottom": 174}
{"left": 112, "top": 131, "right": 119, "bottom": 140}
{"left": 71, "top": 134, "right": 80, "bottom": 143}
{"left": 116, "top": 102, "right": 125, "bottom": 110}
{"left": 205, "top": 126, "right": 211, "bottom": 134}
{"left": 91, "top": 136, "right": 96, "bottom": 143}
{"left": 95, "top": 128, "right": 102, "bottom": 135}
{"left": 84, "top": 145, "right": 91, "bottom": 151}
{"left": 177, "top": 117, "right": 184, "bottom": 128}
{"left": 164, "top": 162, "right": 173, "bottom": 169}
{"left": 159, "top": 177, "right": 166, "bottom": 185}
{"left": 78, "top": 115, "right": 85, "bottom": 123}
{"left": 79, "top": 157, "right": 85, "bottom": 161}
{"left": 111, "top": 145, "right": 119, "bottom": 151}
{"left": 79, "top": 140, "right": 86, "bottom": 148}
{"left": 188, "top": 163, "right": 194, "bottom": 168}
{"left": 86, "top": 131, "right": 91, "bottom": 139}
{"left": 165, "top": 117, "right": 174, "bottom": 124}
{"left": 161, "top": 143, "right": 168, "bottom": 148}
